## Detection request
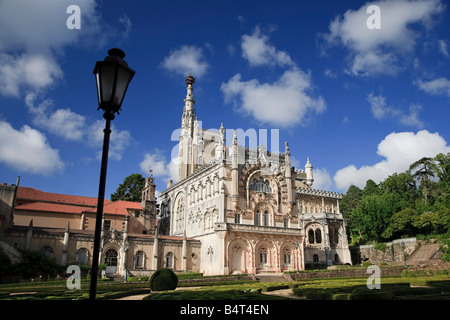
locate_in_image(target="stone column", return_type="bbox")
[61,222,70,265]
[25,219,33,250]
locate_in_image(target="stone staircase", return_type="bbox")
[255,273,293,282]
[406,242,441,266]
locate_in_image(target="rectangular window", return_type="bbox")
[103,220,111,230]
[234,214,241,224]
[284,218,289,228]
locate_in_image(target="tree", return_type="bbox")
[363,179,379,196]
[384,208,419,239]
[431,152,450,205]
[111,173,145,202]
[352,192,402,242]
[378,172,418,208]
[409,157,434,204]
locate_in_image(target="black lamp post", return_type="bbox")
[89,48,135,301]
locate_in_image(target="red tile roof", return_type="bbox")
[17,187,110,207]
[15,187,141,216]
[14,201,88,214]
[84,200,143,216]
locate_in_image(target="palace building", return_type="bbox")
[0,75,351,278]
[158,75,351,275]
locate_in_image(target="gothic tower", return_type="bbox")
[178,75,198,181]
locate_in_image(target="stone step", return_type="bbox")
[255,273,293,282]
[407,243,441,265]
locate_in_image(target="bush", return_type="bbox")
[150,268,178,291]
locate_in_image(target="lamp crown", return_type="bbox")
[108,48,126,59]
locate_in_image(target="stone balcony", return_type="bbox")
[223,222,303,236]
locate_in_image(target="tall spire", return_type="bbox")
[184,75,195,111]
[181,75,196,130]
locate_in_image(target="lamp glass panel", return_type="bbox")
[99,63,117,105]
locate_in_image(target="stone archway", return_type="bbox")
[227,237,251,274]
[104,248,118,274]
[254,238,276,273]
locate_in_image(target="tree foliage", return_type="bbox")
[342,152,450,244]
[111,173,145,202]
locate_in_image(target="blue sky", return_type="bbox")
[0,0,450,200]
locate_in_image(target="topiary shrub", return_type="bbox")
[150,268,178,291]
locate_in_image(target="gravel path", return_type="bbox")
[116,287,304,300]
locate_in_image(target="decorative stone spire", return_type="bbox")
[305,157,314,188]
[184,75,195,111]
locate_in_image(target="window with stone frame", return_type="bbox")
[259,248,268,265]
[135,251,145,268]
[283,249,292,265]
[76,248,89,265]
[255,210,261,226]
[250,177,272,193]
[263,210,270,226]
[234,213,241,224]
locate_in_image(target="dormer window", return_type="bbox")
[250,177,272,193]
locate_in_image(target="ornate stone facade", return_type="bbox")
[159,76,352,275]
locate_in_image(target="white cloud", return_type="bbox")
[25,94,86,141]
[119,14,132,37]
[241,26,294,67]
[0,120,64,175]
[0,0,106,99]
[0,53,62,97]
[221,68,326,127]
[313,167,333,191]
[334,130,450,191]
[87,120,132,161]
[415,77,450,96]
[321,0,445,76]
[366,93,424,128]
[439,39,449,56]
[140,150,178,184]
[0,0,105,52]
[161,45,209,77]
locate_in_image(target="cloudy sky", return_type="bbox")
[0,0,449,199]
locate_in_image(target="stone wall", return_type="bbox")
[290,266,404,280]
[350,237,417,265]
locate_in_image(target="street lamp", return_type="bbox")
[89,48,135,301]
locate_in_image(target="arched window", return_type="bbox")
[283,249,292,265]
[175,198,184,230]
[255,210,261,226]
[166,252,175,269]
[263,210,270,226]
[259,248,268,265]
[76,248,89,265]
[313,254,319,263]
[308,229,315,244]
[250,177,272,193]
[315,229,322,244]
[135,251,145,268]
[105,249,118,267]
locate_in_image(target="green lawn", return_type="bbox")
[1,274,450,300]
